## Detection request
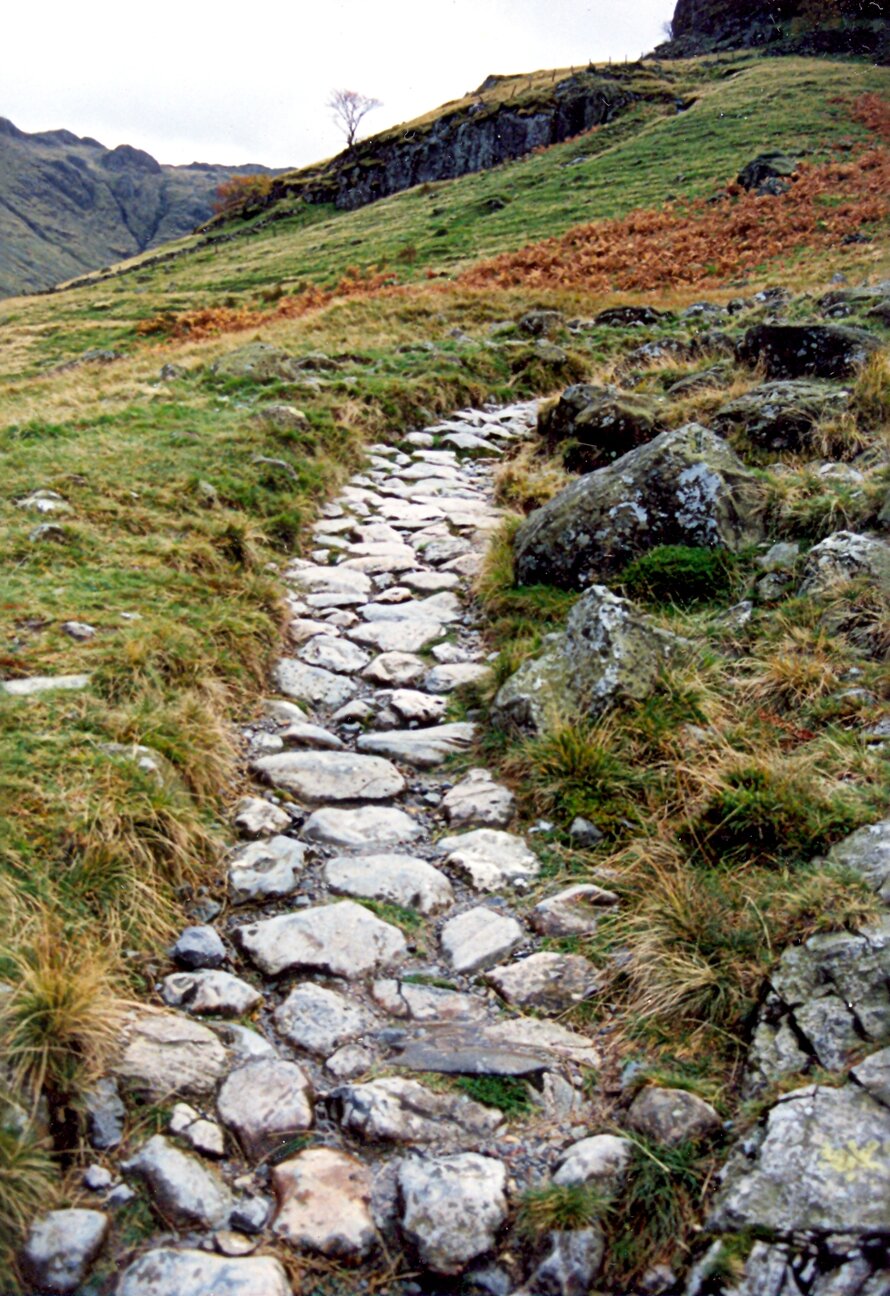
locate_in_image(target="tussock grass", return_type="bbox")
[515,1181,610,1240]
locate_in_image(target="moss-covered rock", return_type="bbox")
[713,379,850,453]
[538,384,665,472]
[514,424,764,590]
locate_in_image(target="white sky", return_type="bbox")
[6,1,675,169]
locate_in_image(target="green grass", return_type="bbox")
[455,1075,534,1115]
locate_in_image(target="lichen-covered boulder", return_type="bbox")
[798,531,890,601]
[211,343,307,383]
[712,379,850,453]
[513,424,763,589]
[737,323,879,380]
[491,585,684,733]
[538,384,665,472]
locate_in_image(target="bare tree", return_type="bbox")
[327,89,382,149]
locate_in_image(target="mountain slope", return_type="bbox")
[0,117,283,297]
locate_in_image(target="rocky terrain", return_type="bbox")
[0,117,281,298]
[659,0,890,59]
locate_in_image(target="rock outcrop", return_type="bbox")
[513,424,763,590]
[659,0,890,61]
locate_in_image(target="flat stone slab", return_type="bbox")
[357,723,476,768]
[237,901,407,978]
[233,796,291,838]
[442,769,515,829]
[402,570,460,593]
[298,635,370,674]
[360,592,462,623]
[115,1012,229,1098]
[160,970,261,1018]
[118,1250,291,1296]
[371,979,490,1023]
[251,750,405,803]
[348,619,444,653]
[423,662,491,694]
[440,907,525,974]
[302,805,423,849]
[273,1148,375,1258]
[228,836,305,903]
[437,828,539,891]
[325,854,454,914]
[274,983,376,1057]
[287,563,372,596]
[1,673,90,696]
[362,653,427,686]
[332,1076,502,1146]
[217,1059,313,1160]
[272,659,357,709]
[391,1030,554,1078]
[486,953,600,1012]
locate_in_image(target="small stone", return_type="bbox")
[387,688,449,725]
[398,1153,507,1275]
[625,1087,721,1146]
[530,883,618,937]
[568,816,603,848]
[83,1164,113,1192]
[362,652,427,686]
[553,1134,633,1186]
[298,635,370,674]
[527,1228,605,1296]
[233,796,291,838]
[84,1077,126,1150]
[230,1195,271,1234]
[272,658,358,709]
[440,907,525,974]
[214,1231,259,1257]
[161,970,261,1017]
[486,953,599,1012]
[324,853,454,915]
[274,983,376,1057]
[273,1148,375,1257]
[442,770,515,829]
[116,1248,292,1296]
[302,805,422,849]
[423,662,491,694]
[171,925,226,970]
[262,699,309,725]
[61,620,96,640]
[437,828,539,891]
[20,1209,108,1295]
[237,900,407,978]
[325,1044,374,1080]
[288,617,331,644]
[169,1104,227,1158]
[217,1059,313,1161]
[122,1135,232,1228]
[228,836,305,903]
[279,722,344,750]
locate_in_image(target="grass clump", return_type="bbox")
[515,1181,609,1240]
[455,1075,533,1115]
[0,1123,56,1287]
[620,545,741,608]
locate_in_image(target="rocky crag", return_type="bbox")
[659,0,890,60]
[0,117,282,298]
[12,283,890,1293]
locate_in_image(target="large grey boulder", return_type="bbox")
[491,585,684,733]
[117,1249,292,1296]
[20,1209,108,1294]
[712,379,850,453]
[513,424,763,589]
[737,323,879,380]
[826,819,890,904]
[798,531,890,600]
[398,1153,508,1274]
[709,1083,890,1234]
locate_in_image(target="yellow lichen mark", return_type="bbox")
[818,1140,887,1184]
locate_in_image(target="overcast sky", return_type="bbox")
[6,1,675,169]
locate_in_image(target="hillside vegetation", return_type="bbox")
[0,45,888,1296]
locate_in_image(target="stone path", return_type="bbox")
[30,401,628,1296]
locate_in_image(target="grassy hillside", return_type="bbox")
[0,47,888,1287]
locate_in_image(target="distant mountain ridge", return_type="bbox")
[0,117,286,298]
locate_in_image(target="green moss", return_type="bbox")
[455,1075,533,1114]
[620,545,741,607]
